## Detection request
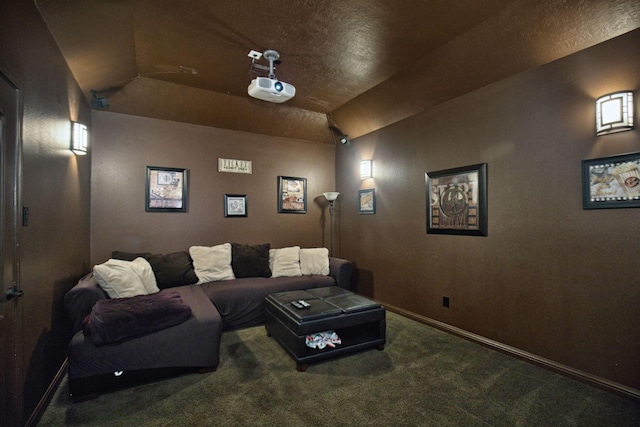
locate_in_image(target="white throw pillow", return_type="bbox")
[189,243,236,284]
[129,257,160,294]
[269,246,302,278]
[299,248,330,276]
[93,259,149,299]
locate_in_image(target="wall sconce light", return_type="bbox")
[360,160,372,179]
[596,91,634,136]
[71,122,88,155]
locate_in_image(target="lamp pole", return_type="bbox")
[323,192,340,257]
[328,200,335,257]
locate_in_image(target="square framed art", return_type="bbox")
[224,194,247,217]
[425,163,487,236]
[145,166,188,212]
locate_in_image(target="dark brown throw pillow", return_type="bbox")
[231,243,271,278]
[111,250,152,262]
[111,250,197,289]
[147,252,198,289]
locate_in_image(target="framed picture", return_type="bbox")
[145,166,188,212]
[358,188,376,214]
[426,163,487,236]
[224,194,247,217]
[582,152,640,209]
[278,176,307,213]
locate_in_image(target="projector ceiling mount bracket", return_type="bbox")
[248,49,281,80]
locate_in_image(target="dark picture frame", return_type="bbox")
[224,194,247,217]
[426,163,487,236]
[582,152,640,209]
[358,188,376,214]
[145,166,188,212]
[278,176,307,213]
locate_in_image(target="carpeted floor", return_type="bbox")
[38,312,640,426]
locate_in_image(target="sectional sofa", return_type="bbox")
[64,243,353,397]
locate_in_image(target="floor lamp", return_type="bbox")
[323,192,340,257]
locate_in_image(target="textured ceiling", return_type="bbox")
[35,0,640,144]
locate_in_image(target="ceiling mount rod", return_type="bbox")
[263,49,280,79]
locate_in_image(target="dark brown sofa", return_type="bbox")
[64,251,353,398]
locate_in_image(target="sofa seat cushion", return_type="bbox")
[67,284,223,380]
[201,275,335,330]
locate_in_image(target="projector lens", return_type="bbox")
[274,81,283,92]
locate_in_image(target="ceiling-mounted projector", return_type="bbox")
[247,49,295,103]
[248,77,296,103]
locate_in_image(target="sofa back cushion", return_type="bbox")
[112,250,198,289]
[231,243,272,278]
[190,243,236,284]
[93,258,159,298]
[147,252,199,289]
[269,246,302,277]
[299,248,330,275]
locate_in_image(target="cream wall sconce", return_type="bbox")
[596,91,634,136]
[360,160,372,179]
[71,122,88,155]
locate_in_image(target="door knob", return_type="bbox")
[5,286,24,301]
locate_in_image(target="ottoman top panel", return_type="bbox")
[280,299,342,322]
[325,293,381,313]
[267,290,316,305]
[306,286,350,299]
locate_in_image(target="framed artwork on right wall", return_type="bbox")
[358,188,376,214]
[425,163,487,236]
[582,152,640,209]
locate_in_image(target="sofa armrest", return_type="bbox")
[329,257,353,290]
[64,273,109,334]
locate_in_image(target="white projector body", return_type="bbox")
[248,77,296,103]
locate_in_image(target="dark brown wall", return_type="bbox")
[0,2,91,425]
[90,111,336,265]
[337,29,640,393]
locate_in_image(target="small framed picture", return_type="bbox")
[278,176,307,213]
[426,163,487,236]
[224,194,247,217]
[582,152,640,209]
[145,166,188,212]
[358,188,376,214]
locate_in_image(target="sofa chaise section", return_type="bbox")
[65,274,222,397]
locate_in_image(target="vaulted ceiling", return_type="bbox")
[35,0,640,144]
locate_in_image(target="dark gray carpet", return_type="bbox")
[38,312,640,426]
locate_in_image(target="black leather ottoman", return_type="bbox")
[264,286,386,371]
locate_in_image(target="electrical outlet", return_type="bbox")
[443,296,450,308]
[22,206,29,226]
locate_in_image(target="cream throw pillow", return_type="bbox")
[93,258,158,298]
[189,243,236,284]
[269,246,302,278]
[129,257,160,294]
[299,248,330,275]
